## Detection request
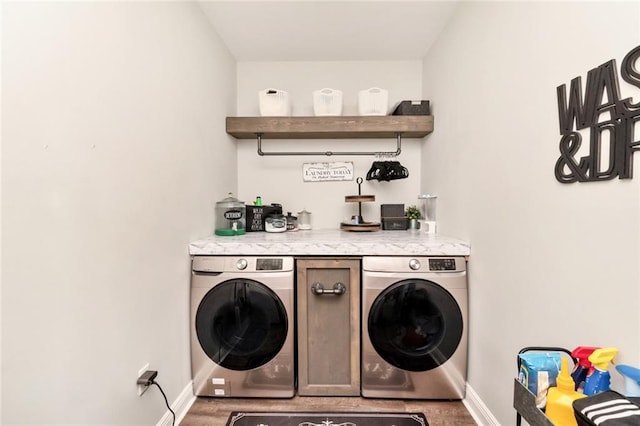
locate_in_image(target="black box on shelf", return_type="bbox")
[246,204,282,232]
[381,204,407,230]
[392,100,431,116]
[381,204,405,218]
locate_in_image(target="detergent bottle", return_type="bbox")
[583,347,618,396]
[571,346,599,392]
[546,356,587,426]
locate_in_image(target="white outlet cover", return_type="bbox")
[137,363,150,396]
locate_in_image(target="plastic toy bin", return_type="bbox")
[358,87,389,116]
[313,88,343,116]
[258,88,291,116]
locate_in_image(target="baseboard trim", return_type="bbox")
[166,381,495,426]
[464,384,499,425]
[157,381,195,426]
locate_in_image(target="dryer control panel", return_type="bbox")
[428,258,457,271]
[362,256,465,273]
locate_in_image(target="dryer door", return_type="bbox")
[195,278,288,371]
[368,279,463,372]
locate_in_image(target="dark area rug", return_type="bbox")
[226,411,429,426]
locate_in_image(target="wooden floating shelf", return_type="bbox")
[226,116,434,139]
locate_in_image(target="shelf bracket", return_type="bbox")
[256,133,403,157]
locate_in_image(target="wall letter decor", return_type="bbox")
[555,45,640,183]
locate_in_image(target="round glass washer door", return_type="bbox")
[368,279,463,372]
[196,278,288,371]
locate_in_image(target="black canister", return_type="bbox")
[286,212,298,231]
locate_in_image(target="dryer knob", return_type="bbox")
[409,259,421,270]
[236,258,248,270]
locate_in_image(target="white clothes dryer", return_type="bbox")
[361,256,468,399]
[190,256,295,398]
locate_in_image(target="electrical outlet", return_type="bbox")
[137,363,150,396]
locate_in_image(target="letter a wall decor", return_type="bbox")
[555,45,640,183]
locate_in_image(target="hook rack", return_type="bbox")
[256,133,403,157]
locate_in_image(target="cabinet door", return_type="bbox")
[297,258,360,396]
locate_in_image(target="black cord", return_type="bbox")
[151,380,176,426]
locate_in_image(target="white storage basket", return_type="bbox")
[358,87,389,116]
[313,88,343,116]
[258,88,291,116]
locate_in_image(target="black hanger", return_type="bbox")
[366,160,409,181]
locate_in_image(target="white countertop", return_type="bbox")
[189,229,470,256]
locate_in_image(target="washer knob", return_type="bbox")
[409,259,421,270]
[236,258,248,270]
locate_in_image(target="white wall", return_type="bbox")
[422,2,640,424]
[1,2,236,424]
[236,61,424,229]
[0,3,4,421]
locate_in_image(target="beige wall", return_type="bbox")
[1,2,236,423]
[422,2,640,424]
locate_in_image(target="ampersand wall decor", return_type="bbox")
[555,45,640,183]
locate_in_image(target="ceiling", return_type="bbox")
[197,1,460,61]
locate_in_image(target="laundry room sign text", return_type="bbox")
[303,161,354,182]
[555,44,640,183]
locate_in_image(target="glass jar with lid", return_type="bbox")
[215,193,246,236]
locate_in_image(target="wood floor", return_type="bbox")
[180,396,478,425]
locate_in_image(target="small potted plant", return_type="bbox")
[405,205,422,230]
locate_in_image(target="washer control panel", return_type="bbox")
[428,258,457,271]
[192,256,293,273]
[256,258,284,271]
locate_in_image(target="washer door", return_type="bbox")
[195,279,288,371]
[368,279,463,372]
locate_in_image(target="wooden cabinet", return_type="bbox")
[296,258,360,396]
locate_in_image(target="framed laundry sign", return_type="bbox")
[303,161,354,182]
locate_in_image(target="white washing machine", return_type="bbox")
[190,256,295,397]
[361,256,468,399]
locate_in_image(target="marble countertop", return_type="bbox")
[189,229,470,256]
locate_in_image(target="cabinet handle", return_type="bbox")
[311,282,346,295]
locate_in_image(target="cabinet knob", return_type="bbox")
[311,282,346,295]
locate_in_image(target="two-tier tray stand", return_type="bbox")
[340,177,381,232]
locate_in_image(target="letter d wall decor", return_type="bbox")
[555,44,640,183]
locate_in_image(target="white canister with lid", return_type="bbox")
[297,209,312,230]
[265,213,287,233]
